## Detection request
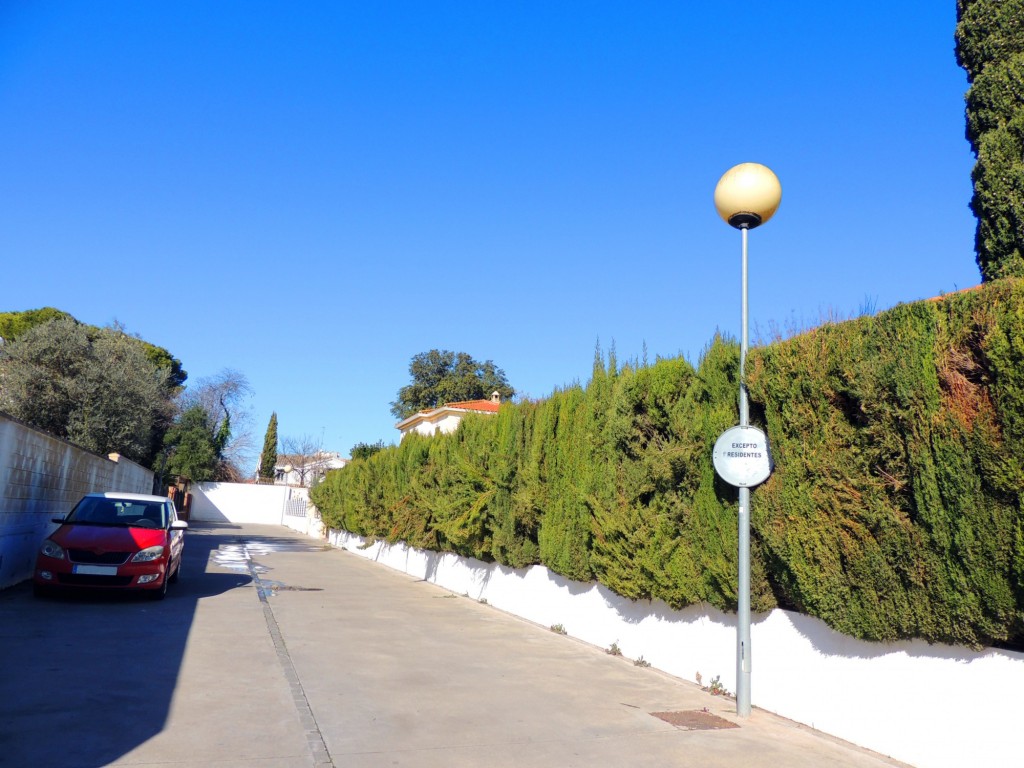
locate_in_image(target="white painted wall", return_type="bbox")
[0,412,154,588]
[192,482,294,524]
[326,527,1021,768]
[279,487,326,538]
[193,483,325,539]
[282,509,325,538]
[401,411,465,438]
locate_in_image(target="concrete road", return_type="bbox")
[0,523,910,767]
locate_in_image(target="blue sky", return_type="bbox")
[0,2,979,466]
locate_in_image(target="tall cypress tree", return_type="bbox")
[956,0,1024,281]
[258,412,278,480]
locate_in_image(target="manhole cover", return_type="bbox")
[651,710,739,731]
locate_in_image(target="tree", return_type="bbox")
[280,433,324,486]
[350,440,385,461]
[258,413,279,480]
[163,405,219,482]
[956,0,1024,280]
[0,309,187,389]
[138,339,187,389]
[0,318,174,465]
[390,349,515,419]
[0,317,90,437]
[68,330,176,462]
[176,369,254,480]
[0,307,74,342]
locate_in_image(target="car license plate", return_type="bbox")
[72,565,117,576]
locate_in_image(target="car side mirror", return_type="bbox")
[170,520,189,530]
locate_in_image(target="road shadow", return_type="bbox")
[0,525,251,768]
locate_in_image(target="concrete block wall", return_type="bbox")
[0,412,154,589]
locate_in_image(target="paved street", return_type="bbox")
[0,523,909,767]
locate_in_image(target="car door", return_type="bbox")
[167,501,185,564]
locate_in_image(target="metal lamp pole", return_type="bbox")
[713,163,781,718]
[737,222,752,716]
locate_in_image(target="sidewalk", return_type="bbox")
[0,522,911,767]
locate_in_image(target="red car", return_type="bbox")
[33,492,187,600]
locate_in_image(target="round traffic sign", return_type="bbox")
[712,425,773,488]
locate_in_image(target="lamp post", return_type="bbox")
[713,162,781,718]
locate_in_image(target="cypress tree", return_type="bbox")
[258,412,278,480]
[309,282,1024,648]
[956,0,1024,281]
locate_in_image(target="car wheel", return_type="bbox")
[148,574,169,601]
[33,583,52,599]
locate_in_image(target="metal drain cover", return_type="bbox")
[651,710,739,730]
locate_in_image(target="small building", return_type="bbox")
[274,451,349,487]
[396,392,502,439]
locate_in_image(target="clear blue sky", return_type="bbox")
[0,2,979,467]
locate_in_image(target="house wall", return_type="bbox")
[402,411,465,438]
[325,527,1021,768]
[435,413,464,435]
[0,412,154,589]
[275,457,348,487]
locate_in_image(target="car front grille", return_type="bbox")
[68,550,131,565]
[57,574,134,587]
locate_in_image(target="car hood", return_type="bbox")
[52,525,167,551]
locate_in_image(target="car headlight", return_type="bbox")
[131,546,166,563]
[39,540,65,560]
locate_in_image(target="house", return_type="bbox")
[396,391,502,439]
[274,451,349,487]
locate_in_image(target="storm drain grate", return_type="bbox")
[651,710,740,731]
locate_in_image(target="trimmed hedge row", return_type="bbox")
[312,279,1024,649]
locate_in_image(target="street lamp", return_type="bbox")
[713,162,781,718]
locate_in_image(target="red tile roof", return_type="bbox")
[444,399,501,413]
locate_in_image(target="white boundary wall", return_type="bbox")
[194,482,324,537]
[0,412,153,589]
[192,482,290,525]
[326,527,1020,768]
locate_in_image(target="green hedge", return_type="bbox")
[312,279,1024,649]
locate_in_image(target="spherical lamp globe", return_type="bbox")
[714,163,782,229]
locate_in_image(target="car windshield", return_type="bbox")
[66,497,166,528]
